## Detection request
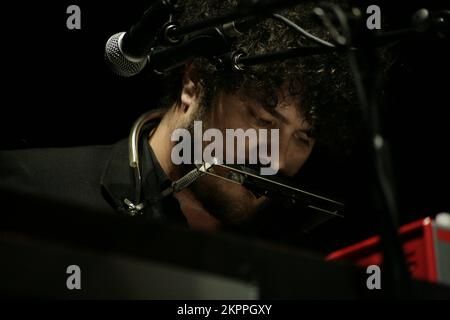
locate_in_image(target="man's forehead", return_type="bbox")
[238,80,303,108]
[269,100,313,132]
[236,84,311,130]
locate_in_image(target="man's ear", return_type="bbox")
[180,62,201,113]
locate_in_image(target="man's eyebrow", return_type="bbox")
[296,127,315,138]
[243,90,306,127]
[260,104,289,124]
[260,104,314,136]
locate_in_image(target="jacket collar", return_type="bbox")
[100,121,186,224]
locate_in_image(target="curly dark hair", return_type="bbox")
[153,0,359,151]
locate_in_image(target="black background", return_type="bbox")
[1,0,449,252]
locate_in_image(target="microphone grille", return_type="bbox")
[105,32,147,77]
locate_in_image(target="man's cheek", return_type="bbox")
[257,129,280,176]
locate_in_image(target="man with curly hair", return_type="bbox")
[0,0,356,233]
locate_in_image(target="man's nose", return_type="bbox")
[276,144,302,177]
[276,156,292,177]
[255,131,304,177]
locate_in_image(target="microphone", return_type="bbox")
[105,0,177,77]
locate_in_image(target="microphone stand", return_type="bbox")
[313,5,448,298]
[312,4,421,299]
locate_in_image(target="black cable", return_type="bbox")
[321,3,413,298]
[271,13,335,47]
[236,46,339,67]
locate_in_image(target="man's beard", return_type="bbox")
[178,102,271,226]
[189,169,271,226]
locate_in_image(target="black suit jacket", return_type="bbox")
[0,136,186,224]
